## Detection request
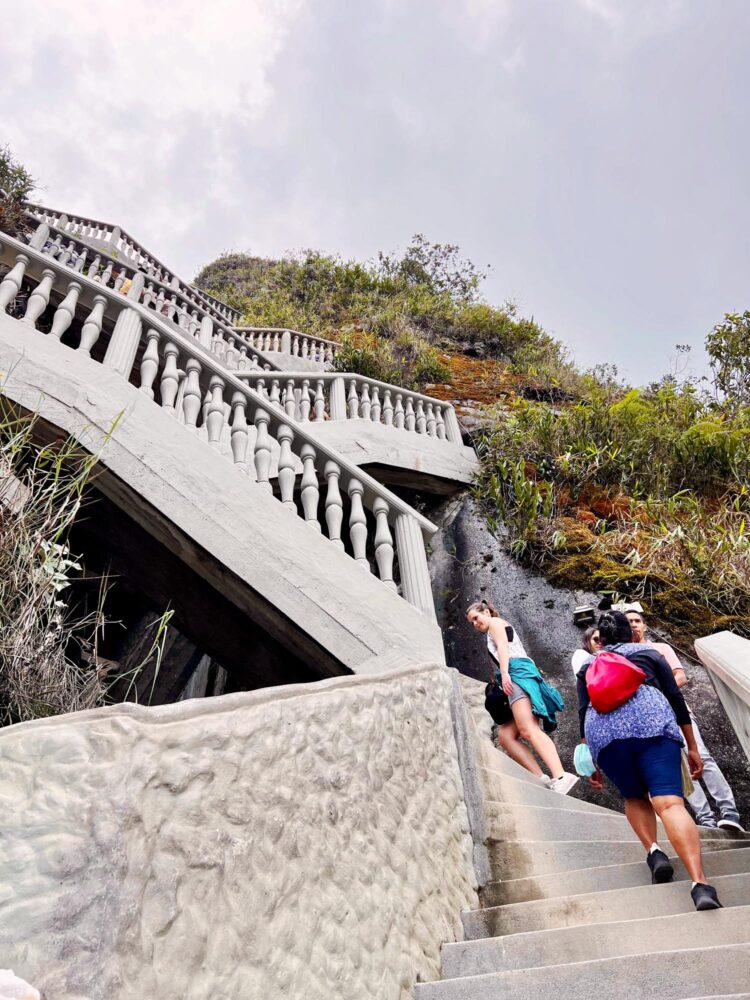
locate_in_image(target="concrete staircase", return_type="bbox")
[415,736,750,1000]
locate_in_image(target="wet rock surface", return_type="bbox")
[427,492,750,820]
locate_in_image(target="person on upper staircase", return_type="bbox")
[467,600,579,795]
[577,610,722,910]
[571,625,602,678]
[625,607,744,833]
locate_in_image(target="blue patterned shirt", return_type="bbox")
[585,682,683,763]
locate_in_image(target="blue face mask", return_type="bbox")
[574,743,596,777]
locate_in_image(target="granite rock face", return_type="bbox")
[0,666,476,1000]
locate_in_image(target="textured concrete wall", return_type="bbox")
[0,665,477,1000]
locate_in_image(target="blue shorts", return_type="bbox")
[598,736,683,799]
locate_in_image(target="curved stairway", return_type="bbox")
[416,713,750,1000]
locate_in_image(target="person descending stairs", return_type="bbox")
[414,699,750,1000]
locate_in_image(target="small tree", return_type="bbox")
[706,311,750,409]
[0,145,35,239]
[377,234,489,302]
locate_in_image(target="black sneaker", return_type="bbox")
[646,849,674,884]
[691,883,722,910]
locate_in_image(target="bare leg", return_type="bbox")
[624,797,659,850]
[651,795,707,883]
[498,721,544,777]
[511,697,565,779]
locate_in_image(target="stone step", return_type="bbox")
[463,872,750,939]
[478,768,619,816]
[415,944,750,1000]
[477,743,551,786]
[488,837,750,880]
[485,802,748,843]
[442,904,750,978]
[481,845,750,906]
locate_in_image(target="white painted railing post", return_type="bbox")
[394,513,436,619]
[102,307,144,379]
[29,223,50,250]
[280,329,292,354]
[329,376,347,420]
[443,405,463,444]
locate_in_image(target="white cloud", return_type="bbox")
[0,0,303,265]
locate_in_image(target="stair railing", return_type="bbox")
[234,327,340,364]
[0,230,438,618]
[235,371,464,445]
[24,201,239,325]
[19,222,281,374]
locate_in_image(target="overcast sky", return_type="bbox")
[3,0,748,383]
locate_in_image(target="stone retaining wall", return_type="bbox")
[0,665,477,1000]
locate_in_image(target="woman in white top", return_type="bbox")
[467,600,578,794]
[571,625,602,678]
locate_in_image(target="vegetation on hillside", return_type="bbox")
[474,323,750,645]
[195,236,571,391]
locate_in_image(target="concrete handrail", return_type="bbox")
[21,220,283,374]
[25,201,239,324]
[235,326,341,363]
[0,231,438,617]
[694,631,750,765]
[235,370,463,445]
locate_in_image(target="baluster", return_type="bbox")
[0,253,30,310]
[284,379,296,419]
[325,345,334,364]
[87,254,102,279]
[99,261,114,286]
[313,379,326,421]
[49,233,64,258]
[299,379,311,421]
[300,444,321,529]
[426,402,437,437]
[211,328,226,359]
[281,330,292,353]
[49,280,82,340]
[382,389,394,427]
[160,342,181,413]
[347,479,369,569]
[370,387,382,423]
[112,269,125,292]
[167,294,178,321]
[394,393,405,429]
[347,379,359,419]
[255,378,266,399]
[139,328,161,398]
[155,288,166,315]
[230,392,249,471]
[225,336,239,369]
[301,337,309,360]
[276,424,296,511]
[324,460,344,549]
[360,384,371,419]
[405,397,416,431]
[272,331,280,351]
[291,334,300,356]
[435,407,447,440]
[188,310,199,338]
[177,301,190,330]
[206,375,226,449]
[142,282,155,308]
[58,240,75,266]
[269,378,281,406]
[373,498,396,589]
[238,345,249,369]
[253,410,272,490]
[22,268,56,328]
[73,248,88,273]
[78,295,107,355]
[181,358,202,428]
[415,399,427,434]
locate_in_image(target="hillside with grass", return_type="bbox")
[196,238,750,648]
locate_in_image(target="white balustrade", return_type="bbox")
[1,228,440,616]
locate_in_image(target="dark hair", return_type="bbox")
[466,599,500,619]
[581,625,600,654]
[598,611,633,646]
